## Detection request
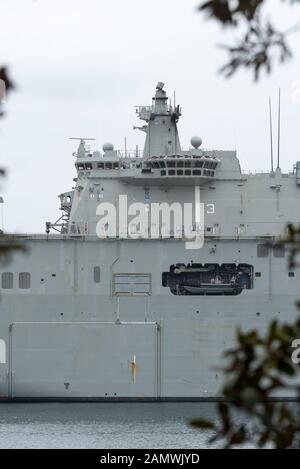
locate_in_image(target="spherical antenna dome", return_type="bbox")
[190,136,202,149]
[102,142,114,152]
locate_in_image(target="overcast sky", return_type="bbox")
[0,0,299,233]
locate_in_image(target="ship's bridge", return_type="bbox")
[118,151,219,186]
[143,153,218,178]
[72,145,220,186]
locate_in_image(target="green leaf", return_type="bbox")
[190,418,216,430]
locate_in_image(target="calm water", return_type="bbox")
[0,402,223,449]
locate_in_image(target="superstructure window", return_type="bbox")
[113,273,151,296]
[1,272,13,289]
[19,272,31,289]
[93,266,101,283]
[257,244,269,257]
[273,244,285,257]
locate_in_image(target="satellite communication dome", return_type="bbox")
[102,142,114,152]
[191,136,202,149]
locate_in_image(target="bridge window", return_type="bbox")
[19,272,31,289]
[1,272,13,289]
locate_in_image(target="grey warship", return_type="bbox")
[0,82,299,401]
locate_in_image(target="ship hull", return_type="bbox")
[0,236,298,401]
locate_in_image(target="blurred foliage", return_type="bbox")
[0,66,15,117]
[0,67,24,260]
[198,0,300,79]
[191,224,300,448]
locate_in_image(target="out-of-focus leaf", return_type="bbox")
[190,419,216,430]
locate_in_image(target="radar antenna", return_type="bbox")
[269,96,274,173]
[277,88,281,170]
[69,137,96,141]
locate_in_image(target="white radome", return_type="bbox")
[190,136,202,149]
[102,142,114,152]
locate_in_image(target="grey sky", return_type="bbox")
[0,0,299,233]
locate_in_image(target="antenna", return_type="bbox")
[69,137,96,141]
[277,88,281,169]
[269,96,274,173]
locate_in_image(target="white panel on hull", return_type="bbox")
[8,322,160,399]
